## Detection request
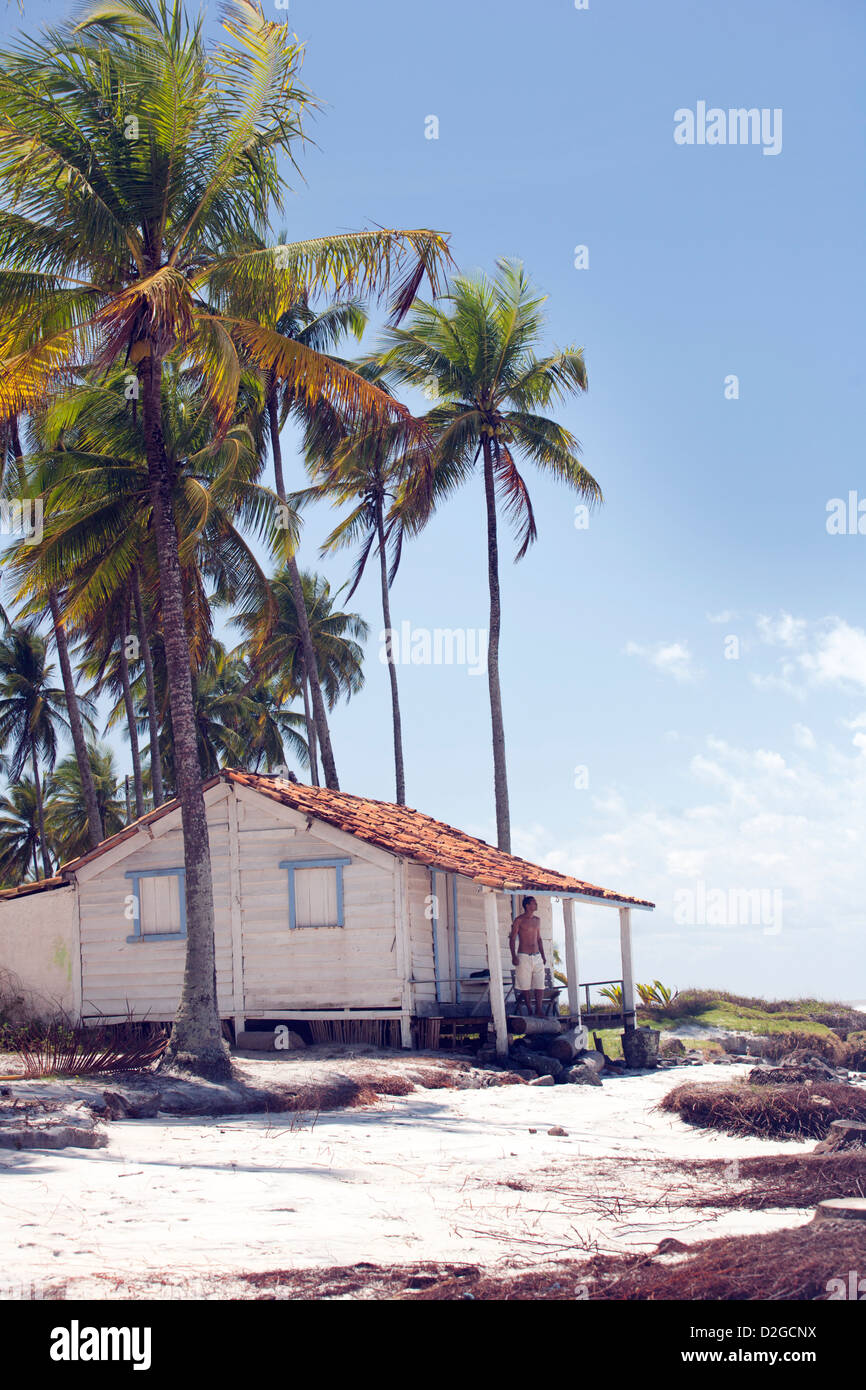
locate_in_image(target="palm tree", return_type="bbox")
[46,744,126,864]
[0,779,45,885]
[236,570,367,786]
[0,626,76,876]
[0,0,448,1077]
[300,381,417,803]
[381,260,602,851]
[10,363,278,809]
[226,274,369,790]
[1,422,104,850]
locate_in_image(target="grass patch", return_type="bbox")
[660,1079,866,1140]
[640,989,866,1037]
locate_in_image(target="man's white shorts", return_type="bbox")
[515,952,545,991]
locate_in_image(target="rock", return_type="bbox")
[720,1034,753,1055]
[547,1126,568,1136]
[561,1062,602,1087]
[520,1052,564,1081]
[813,1120,866,1155]
[779,1051,835,1076]
[621,1028,660,1069]
[659,1038,686,1058]
[529,1075,555,1087]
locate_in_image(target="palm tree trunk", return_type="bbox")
[375,500,406,804]
[47,589,103,850]
[298,659,319,786]
[482,437,511,852]
[31,742,51,878]
[267,387,340,789]
[139,351,229,1080]
[131,566,164,807]
[119,597,145,819]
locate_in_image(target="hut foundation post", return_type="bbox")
[563,897,580,1020]
[483,888,509,1057]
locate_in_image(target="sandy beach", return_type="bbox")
[2,1060,815,1299]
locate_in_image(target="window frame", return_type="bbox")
[124,867,187,943]
[278,856,352,930]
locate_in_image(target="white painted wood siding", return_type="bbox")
[236,791,400,1011]
[77,799,233,1021]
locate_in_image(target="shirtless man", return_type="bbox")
[509,896,547,1016]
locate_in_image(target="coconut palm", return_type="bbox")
[235,570,367,786]
[0,626,80,876]
[0,778,46,884]
[381,260,602,851]
[299,376,418,803]
[226,271,369,789]
[9,364,277,819]
[1,420,104,850]
[0,0,448,1076]
[46,744,126,864]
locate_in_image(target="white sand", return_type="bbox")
[2,1062,813,1299]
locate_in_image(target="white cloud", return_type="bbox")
[756,612,808,648]
[624,639,700,683]
[750,615,866,699]
[513,732,866,999]
[800,620,866,691]
[793,723,816,750]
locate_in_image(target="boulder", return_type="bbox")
[509,1048,563,1080]
[659,1037,686,1058]
[529,1075,555,1087]
[560,1061,602,1087]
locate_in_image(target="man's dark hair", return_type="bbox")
[522,896,535,911]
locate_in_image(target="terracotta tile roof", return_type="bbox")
[6,771,653,909]
[227,772,655,908]
[0,875,70,901]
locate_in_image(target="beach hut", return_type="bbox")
[0,770,654,1054]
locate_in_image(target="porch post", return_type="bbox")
[483,888,509,1057]
[619,906,636,1027]
[562,897,580,1019]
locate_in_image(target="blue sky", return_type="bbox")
[3,0,865,1001]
